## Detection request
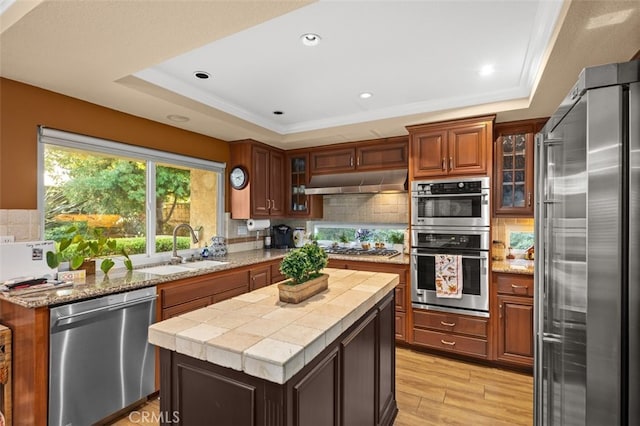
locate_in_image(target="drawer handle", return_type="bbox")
[440,321,456,327]
[511,284,528,292]
[440,339,456,346]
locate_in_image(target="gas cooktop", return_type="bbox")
[321,246,401,258]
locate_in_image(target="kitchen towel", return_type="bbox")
[246,218,270,231]
[435,254,463,298]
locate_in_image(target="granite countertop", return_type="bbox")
[148,268,398,384]
[492,259,535,275]
[0,248,408,309]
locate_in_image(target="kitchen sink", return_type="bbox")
[137,264,192,275]
[137,260,229,276]
[181,260,229,270]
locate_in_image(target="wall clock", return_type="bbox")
[229,166,248,190]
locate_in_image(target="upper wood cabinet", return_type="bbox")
[407,115,495,179]
[309,136,408,175]
[493,118,547,216]
[285,151,323,218]
[230,140,284,219]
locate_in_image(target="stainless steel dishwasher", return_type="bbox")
[49,286,157,426]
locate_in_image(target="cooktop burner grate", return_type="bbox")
[321,246,401,258]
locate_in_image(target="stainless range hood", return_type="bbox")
[304,169,407,195]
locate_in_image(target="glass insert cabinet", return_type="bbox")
[286,152,322,217]
[493,118,547,216]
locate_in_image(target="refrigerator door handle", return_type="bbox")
[542,332,562,344]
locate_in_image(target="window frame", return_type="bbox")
[37,126,226,266]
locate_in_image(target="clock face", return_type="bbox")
[230,166,247,190]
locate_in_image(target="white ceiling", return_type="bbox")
[1,1,639,149]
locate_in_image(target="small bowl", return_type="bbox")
[361,242,371,250]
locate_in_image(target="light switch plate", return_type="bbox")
[0,236,15,243]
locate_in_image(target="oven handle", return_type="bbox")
[411,192,488,199]
[410,250,488,260]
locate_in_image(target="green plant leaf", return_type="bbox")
[100,258,115,274]
[107,239,117,251]
[70,255,84,270]
[59,237,72,252]
[46,251,60,268]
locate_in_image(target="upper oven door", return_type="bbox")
[411,186,490,228]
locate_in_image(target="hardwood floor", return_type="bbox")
[394,348,533,425]
[110,348,533,425]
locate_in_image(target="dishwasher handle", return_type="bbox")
[55,294,157,325]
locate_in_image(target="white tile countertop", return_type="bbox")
[148,267,399,384]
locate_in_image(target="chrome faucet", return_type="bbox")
[171,223,199,264]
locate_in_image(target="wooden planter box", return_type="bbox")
[278,274,328,304]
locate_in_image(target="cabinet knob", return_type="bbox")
[499,304,503,318]
[528,192,532,207]
[350,157,354,167]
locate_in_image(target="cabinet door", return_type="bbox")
[341,311,376,426]
[493,119,542,216]
[250,265,271,291]
[497,294,534,366]
[291,348,339,426]
[356,138,408,171]
[310,147,356,174]
[252,145,270,217]
[410,129,447,178]
[268,150,285,216]
[286,153,323,218]
[447,123,488,176]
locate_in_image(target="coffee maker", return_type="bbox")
[272,224,294,249]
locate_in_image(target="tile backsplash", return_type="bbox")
[319,193,408,224]
[0,209,41,241]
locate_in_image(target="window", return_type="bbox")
[39,127,225,265]
[312,222,406,246]
[505,222,534,254]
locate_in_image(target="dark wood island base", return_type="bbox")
[159,291,397,426]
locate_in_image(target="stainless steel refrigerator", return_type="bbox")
[534,60,639,425]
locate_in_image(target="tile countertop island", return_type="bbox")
[151,267,399,426]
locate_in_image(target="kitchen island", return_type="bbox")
[149,268,399,426]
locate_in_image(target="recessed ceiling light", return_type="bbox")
[300,33,321,47]
[479,64,495,77]
[193,71,211,80]
[273,111,284,115]
[359,92,373,99]
[167,114,190,122]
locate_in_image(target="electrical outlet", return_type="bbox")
[237,225,248,236]
[0,235,15,243]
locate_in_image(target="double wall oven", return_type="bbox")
[411,176,490,317]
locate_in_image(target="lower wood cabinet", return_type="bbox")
[327,259,409,343]
[250,265,271,291]
[412,309,489,359]
[159,269,250,320]
[494,272,534,367]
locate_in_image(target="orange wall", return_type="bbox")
[0,77,230,209]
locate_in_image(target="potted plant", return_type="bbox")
[338,232,351,247]
[387,231,405,253]
[278,243,329,303]
[46,226,133,275]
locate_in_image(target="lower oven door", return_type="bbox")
[411,248,489,316]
